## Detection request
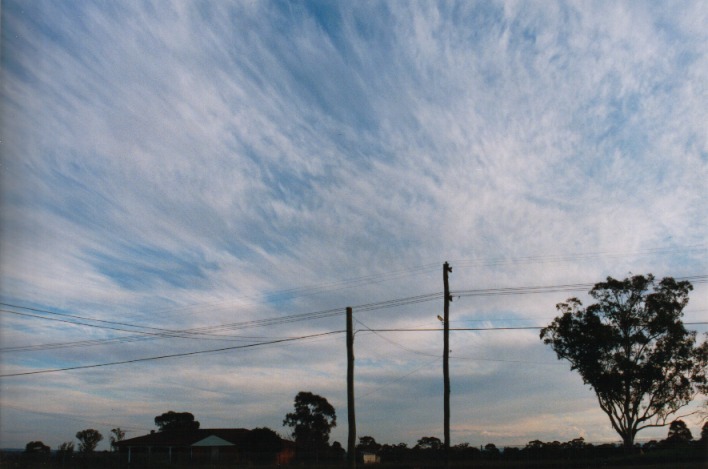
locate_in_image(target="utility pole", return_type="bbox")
[443,262,452,468]
[346,307,356,469]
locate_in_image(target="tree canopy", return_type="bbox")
[414,436,442,451]
[357,436,382,454]
[666,419,693,445]
[244,427,283,462]
[57,441,74,455]
[541,274,708,448]
[154,411,200,432]
[109,427,125,451]
[283,391,336,457]
[25,441,50,453]
[75,429,103,452]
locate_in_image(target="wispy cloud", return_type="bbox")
[1,0,706,450]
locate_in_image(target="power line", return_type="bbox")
[0,403,152,433]
[3,321,706,378]
[361,323,708,332]
[0,303,289,340]
[3,274,705,354]
[0,294,443,352]
[452,274,708,298]
[0,330,345,378]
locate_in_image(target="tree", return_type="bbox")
[25,441,50,453]
[541,274,708,449]
[379,443,408,463]
[357,436,381,454]
[244,427,283,463]
[328,441,346,462]
[58,441,74,455]
[665,419,693,446]
[58,441,74,465]
[283,391,336,460]
[154,411,200,432]
[483,443,500,459]
[414,436,442,451]
[109,427,125,451]
[75,429,103,452]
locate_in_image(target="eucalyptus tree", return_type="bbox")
[541,274,708,449]
[283,391,336,461]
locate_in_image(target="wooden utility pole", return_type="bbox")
[346,307,356,469]
[443,262,452,468]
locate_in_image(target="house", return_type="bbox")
[115,428,295,465]
[362,452,381,464]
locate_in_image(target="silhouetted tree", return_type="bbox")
[154,411,200,432]
[541,274,708,449]
[502,446,521,460]
[244,427,283,463]
[642,440,661,452]
[25,441,50,453]
[483,443,500,460]
[665,419,693,446]
[283,391,336,461]
[76,429,103,452]
[328,441,346,461]
[414,436,442,451]
[58,441,74,455]
[379,443,408,463]
[357,435,381,454]
[57,441,74,465]
[563,437,588,459]
[109,427,125,451]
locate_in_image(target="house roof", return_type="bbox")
[192,435,234,447]
[116,429,251,448]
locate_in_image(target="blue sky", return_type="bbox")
[1,0,707,450]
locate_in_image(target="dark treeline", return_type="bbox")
[354,423,707,467]
[2,424,707,469]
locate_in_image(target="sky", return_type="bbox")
[1,0,707,452]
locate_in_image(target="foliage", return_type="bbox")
[154,411,200,432]
[328,441,346,461]
[75,428,103,452]
[356,435,382,454]
[665,419,693,445]
[56,441,74,465]
[57,441,74,455]
[24,441,50,453]
[541,274,708,448]
[283,391,336,457]
[414,436,442,451]
[243,427,283,463]
[109,427,125,451]
[362,437,706,468]
[483,442,500,458]
[378,442,408,463]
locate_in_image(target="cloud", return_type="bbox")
[1,0,707,450]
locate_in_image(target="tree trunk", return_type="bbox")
[622,432,635,452]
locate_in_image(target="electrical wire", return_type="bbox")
[0,293,443,353]
[3,274,706,353]
[0,403,151,432]
[0,330,345,378]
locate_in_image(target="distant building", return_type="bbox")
[362,452,381,464]
[115,428,295,465]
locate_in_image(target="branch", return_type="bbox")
[636,409,699,433]
[597,394,626,436]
